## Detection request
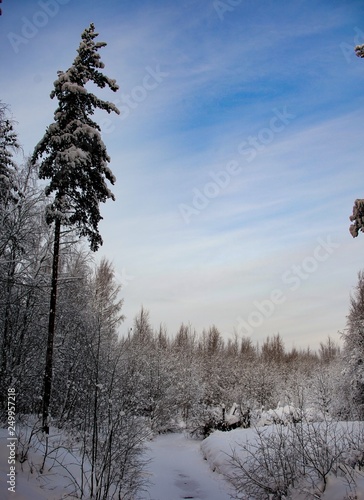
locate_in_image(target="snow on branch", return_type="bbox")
[355,44,364,58]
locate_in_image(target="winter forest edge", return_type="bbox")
[1,25,364,500]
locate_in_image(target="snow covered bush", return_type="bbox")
[13,414,149,499]
[203,420,364,499]
[227,425,297,498]
[70,412,150,499]
[257,404,303,426]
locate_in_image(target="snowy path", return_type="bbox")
[140,432,233,500]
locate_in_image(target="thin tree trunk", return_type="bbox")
[91,321,101,497]
[42,217,61,433]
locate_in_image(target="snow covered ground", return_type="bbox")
[0,429,63,499]
[0,427,232,500]
[2,423,364,499]
[139,432,233,500]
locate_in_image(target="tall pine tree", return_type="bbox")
[32,23,119,432]
[0,102,19,207]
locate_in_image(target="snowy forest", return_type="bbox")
[1,25,364,500]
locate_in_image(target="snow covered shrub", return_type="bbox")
[12,416,85,497]
[15,415,43,466]
[257,404,303,426]
[226,424,300,499]
[226,420,364,499]
[189,403,245,438]
[14,413,150,499]
[189,405,226,438]
[75,412,150,499]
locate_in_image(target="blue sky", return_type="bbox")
[1,0,364,349]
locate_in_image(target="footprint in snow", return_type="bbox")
[174,472,208,499]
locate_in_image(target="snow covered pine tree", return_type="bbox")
[32,23,119,433]
[0,102,19,207]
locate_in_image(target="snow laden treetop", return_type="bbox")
[32,23,119,252]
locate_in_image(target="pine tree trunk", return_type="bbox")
[42,217,61,433]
